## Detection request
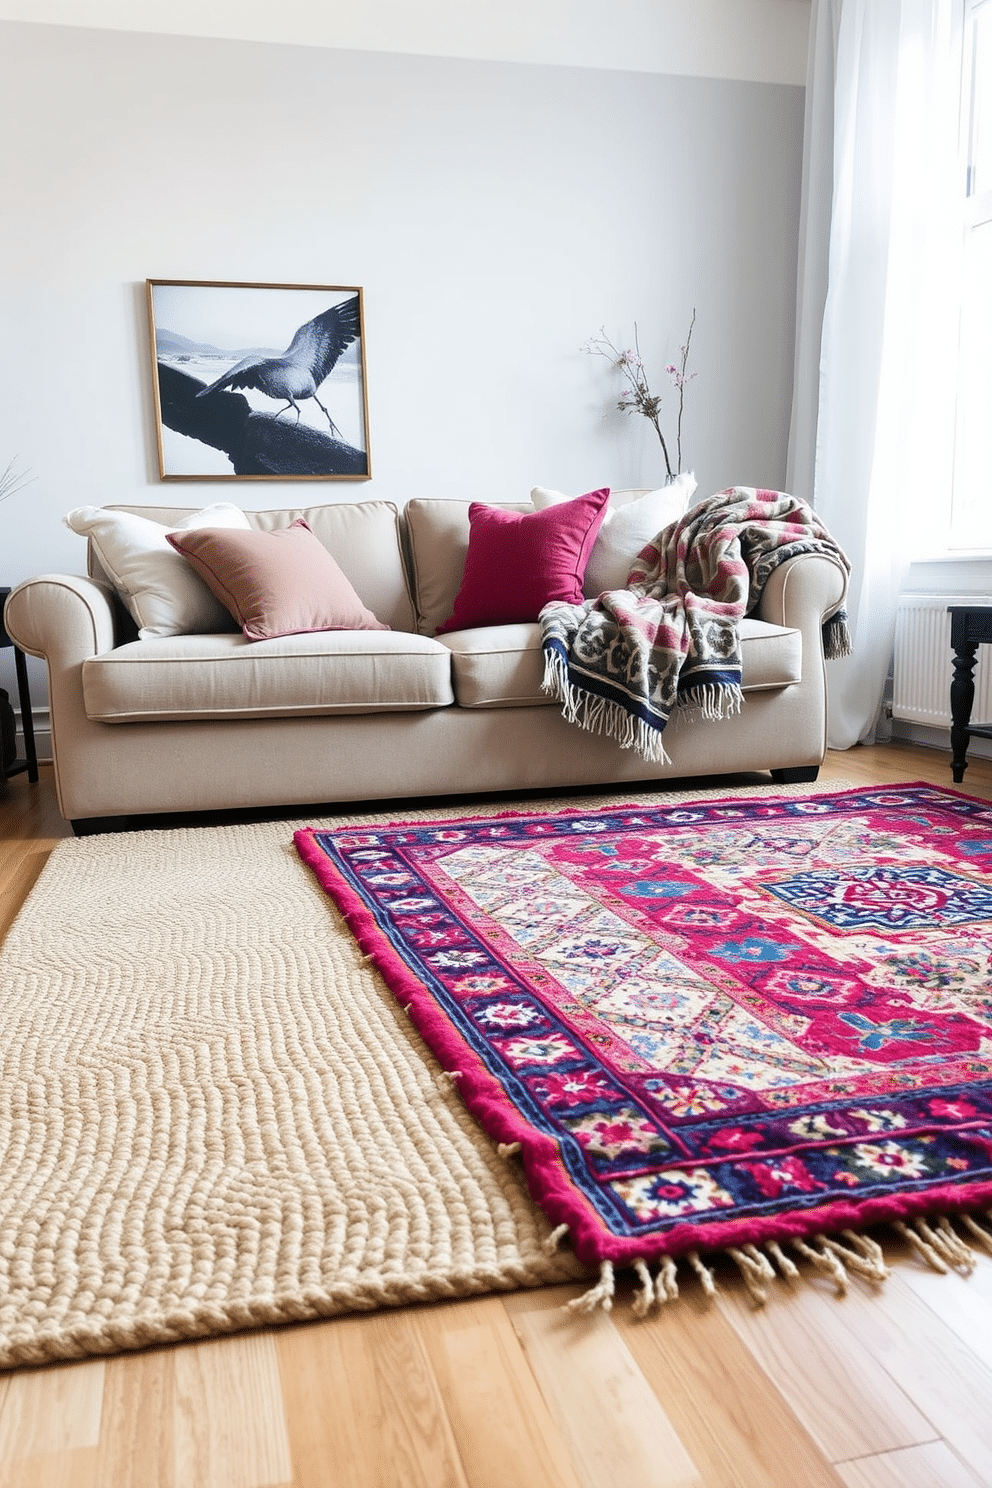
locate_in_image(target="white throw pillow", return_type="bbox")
[64,502,253,637]
[531,472,697,595]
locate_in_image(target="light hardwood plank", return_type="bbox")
[894,1245,992,1373]
[93,1347,175,1488]
[613,1272,847,1487]
[715,1271,936,1462]
[836,1440,986,1488]
[819,1268,992,1484]
[819,743,992,800]
[0,766,70,941]
[172,1332,293,1488]
[0,1359,104,1461]
[0,1445,99,1488]
[277,1309,468,1488]
[505,1284,701,1488]
[418,1295,582,1488]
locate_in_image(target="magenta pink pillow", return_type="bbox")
[166,519,390,641]
[436,488,610,633]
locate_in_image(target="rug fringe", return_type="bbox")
[566,1260,615,1315]
[792,1238,849,1296]
[656,1254,679,1304]
[894,1219,949,1273]
[631,1258,654,1318]
[687,1249,718,1297]
[614,1217,973,1318]
[766,1240,800,1280]
[434,1070,463,1093]
[915,1217,975,1274]
[542,1223,570,1256]
[819,1229,891,1284]
[959,1214,992,1256]
[729,1244,776,1305]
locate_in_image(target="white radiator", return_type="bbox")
[892,595,992,726]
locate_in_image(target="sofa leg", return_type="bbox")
[71,816,129,836]
[769,766,820,785]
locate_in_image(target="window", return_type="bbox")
[949,0,992,551]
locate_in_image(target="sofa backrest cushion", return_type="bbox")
[435,488,610,633]
[95,501,417,633]
[167,520,391,641]
[405,499,528,636]
[68,501,252,638]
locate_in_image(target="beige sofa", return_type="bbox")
[4,499,848,832]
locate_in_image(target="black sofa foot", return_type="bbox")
[71,815,129,836]
[769,766,821,785]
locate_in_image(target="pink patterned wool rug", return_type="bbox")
[296,785,992,1298]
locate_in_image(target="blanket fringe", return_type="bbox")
[542,650,671,764]
[496,1141,522,1159]
[677,682,744,725]
[823,606,854,659]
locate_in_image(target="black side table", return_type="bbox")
[0,586,39,785]
[949,605,992,784]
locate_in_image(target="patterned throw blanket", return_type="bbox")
[540,487,852,763]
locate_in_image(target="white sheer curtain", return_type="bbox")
[788,0,964,748]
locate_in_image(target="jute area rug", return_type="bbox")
[0,795,612,1371]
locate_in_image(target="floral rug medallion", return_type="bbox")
[296,785,992,1277]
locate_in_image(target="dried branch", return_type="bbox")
[582,310,697,480]
[0,459,36,506]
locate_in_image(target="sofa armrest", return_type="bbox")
[4,576,127,822]
[4,575,119,664]
[754,552,848,640]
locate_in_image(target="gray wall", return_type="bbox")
[0,20,804,712]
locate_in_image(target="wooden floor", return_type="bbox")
[1,743,991,1488]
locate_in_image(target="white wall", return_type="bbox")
[0,1,811,84]
[0,16,806,718]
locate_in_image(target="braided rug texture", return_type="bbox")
[0,810,595,1369]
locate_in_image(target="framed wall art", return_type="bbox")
[146,280,371,480]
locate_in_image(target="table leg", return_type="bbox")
[12,646,38,784]
[950,640,978,784]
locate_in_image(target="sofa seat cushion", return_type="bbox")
[441,617,802,709]
[738,618,802,690]
[441,624,549,709]
[82,631,454,723]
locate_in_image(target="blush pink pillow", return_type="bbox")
[166,519,389,641]
[436,487,610,633]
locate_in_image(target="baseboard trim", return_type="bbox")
[890,719,992,760]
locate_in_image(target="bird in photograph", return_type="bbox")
[196,295,361,437]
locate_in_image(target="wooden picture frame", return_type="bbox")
[146,279,371,480]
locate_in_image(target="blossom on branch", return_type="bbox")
[582,310,696,481]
